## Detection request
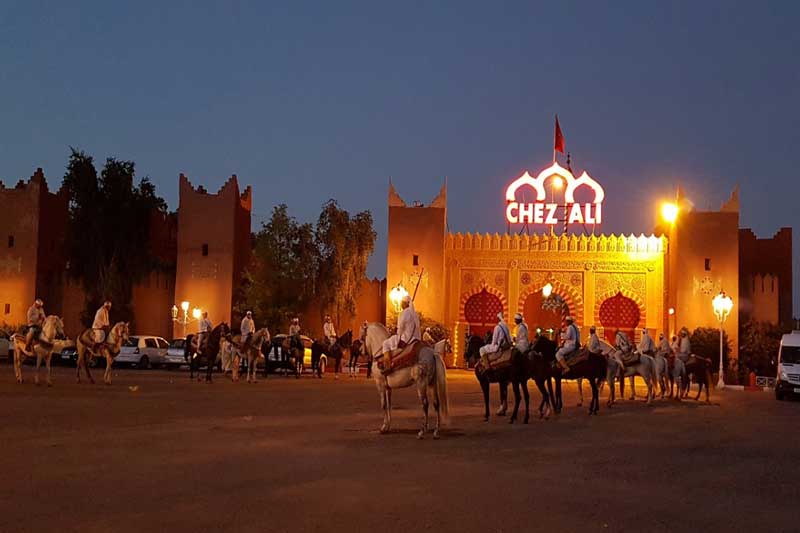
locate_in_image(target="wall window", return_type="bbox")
[412,254,419,266]
[202,244,209,256]
[704,258,711,271]
[4,304,10,315]
[7,235,14,248]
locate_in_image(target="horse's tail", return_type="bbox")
[434,351,450,425]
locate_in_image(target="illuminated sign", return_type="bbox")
[505,162,604,226]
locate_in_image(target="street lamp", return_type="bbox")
[172,300,201,338]
[389,284,409,312]
[712,290,734,389]
[661,202,679,225]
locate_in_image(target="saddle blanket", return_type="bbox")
[479,348,513,372]
[379,340,426,374]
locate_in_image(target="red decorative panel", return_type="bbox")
[598,292,641,344]
[464,289,504,336]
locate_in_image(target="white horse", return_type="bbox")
[362,323,450,439]
[652,352,670,399]
[76,322,130,385]
[606,352,657,405]
[231,328,270,383]
[10,315,66,386]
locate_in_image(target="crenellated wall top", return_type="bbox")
[446,232,666,255]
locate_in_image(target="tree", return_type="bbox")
[239,205,319,331]
[62,149,167,326]
[690,326,733,381]
[315,200,376,328]
[739,320,784,379]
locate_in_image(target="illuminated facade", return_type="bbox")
[386,163,793,367]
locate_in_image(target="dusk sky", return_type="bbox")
[1,1,798,311]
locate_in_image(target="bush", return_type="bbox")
[690,327,733,382]
[739,320,784,380]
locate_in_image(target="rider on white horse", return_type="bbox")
[673,327,692,381]
[586,326,602,354]
[422,327,435,344]
[637,328,656,356]
[92,300,112,352]
[241,311,255,348]
[24,298,46,352]
[657,332,671,357]
[555,316,580,371]
[381,295,420,356]
[611,329,632,376]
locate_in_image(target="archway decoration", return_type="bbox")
[597,291,643,344]
[593,288,646,332]
[517,279,584,326]
[459,281,508,321]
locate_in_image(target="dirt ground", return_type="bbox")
[0,364,797,532]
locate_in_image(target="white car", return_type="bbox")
[776,330,800,400]
[165,338,188,369]
[0,332,13,362]
[116,336,169,369]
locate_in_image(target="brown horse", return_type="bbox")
[231,328,271,383]
[684,355,713,403]
[76,322,130,385]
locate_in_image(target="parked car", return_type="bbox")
[775,330,800,400]
[264,334,324,374]
[165,338,188,369]
[116,336,169,368]
[0,332,13,363]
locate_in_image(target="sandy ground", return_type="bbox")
[0,364,797,533]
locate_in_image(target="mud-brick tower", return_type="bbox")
[0,169,68,326]
[173,174,251,337]
[385,181,447,324]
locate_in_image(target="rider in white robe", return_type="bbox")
[323,315,337,346]
[555,316,580,370]
[673,327,692,381]
[24,299,46,351]
[637,329,656,355]
[196,312,213,352]
[382,296,420,354]
[587,326,602,354]
[92,301,112,347]
[479,312,511,358]
[513,313,529,353]
[610,330,632,376]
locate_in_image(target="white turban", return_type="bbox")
[402,295,411,304]
[514,312,523,321]
[497,312,504,321]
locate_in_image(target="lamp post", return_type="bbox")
[711,290,733,389]
[172,300,202,338]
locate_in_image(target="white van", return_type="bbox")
[776,330,800,400]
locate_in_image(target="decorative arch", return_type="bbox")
[516,279,584,326]
[593,288,646,330]
[459,282,508,321]
[595,290,645,344]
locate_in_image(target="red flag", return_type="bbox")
[554,115,565,154]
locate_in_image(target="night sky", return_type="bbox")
[1,2,798,312]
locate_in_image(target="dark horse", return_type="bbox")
[310,330,353,378]
[185,323,231,383]
[684,355,713,403]
[528,334,607,415]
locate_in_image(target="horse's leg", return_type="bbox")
[432,384,441,439]
[576,377,583,407]
[535,378,550,419]
[497,381,508,416]
[103,354,112,385]
[480,376,490,422]
[206,355,213,383]
[417,381,429,439]
[522,380,530,424]
[591,378,600,414]
[75,349,82,384]
[510,380,521,424]
[34,348,42,386]
[554,377,562,413]
[14,346,23,384]
[84,355,95,385]
[628,375,636,400]
[385,388,392,431]
[45,352,53,387]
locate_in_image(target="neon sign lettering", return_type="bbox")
[505,162,604,226]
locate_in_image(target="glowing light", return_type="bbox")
[180,301,190,312]
[552,176,564,190]
[542,283,553,298]
[661,202,679,224]
[712,291,733,322]
[668,307,675,316]
[171,305,178,320]
[192,308,202,320]
[389,284,409,312]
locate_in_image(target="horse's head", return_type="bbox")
[434,338,452,356]
[339,330,353,347]
[44,315,65,339]
[112,322,131,343]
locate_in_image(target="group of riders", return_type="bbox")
[475,310,694,380]
[24,298,112,353]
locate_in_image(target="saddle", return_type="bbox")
[479,348,513,372]
[378,340,426,375]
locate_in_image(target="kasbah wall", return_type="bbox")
[1,168,386,341]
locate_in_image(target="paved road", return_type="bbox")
[0,365,797,532]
